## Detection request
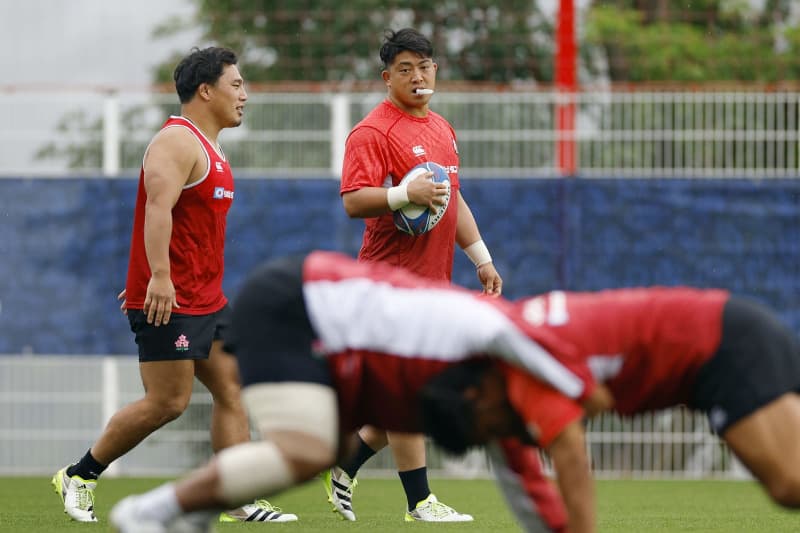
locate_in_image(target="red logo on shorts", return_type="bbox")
[175,334,190,352]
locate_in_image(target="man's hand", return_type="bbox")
[477,263,503,296]
[143,274,179,326]
[117,289,127,315]
[406,171,449,213]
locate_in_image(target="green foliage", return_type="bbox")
[155,1,552,83]
[585,1,800,82]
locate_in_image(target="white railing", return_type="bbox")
[1,89,798,178]
[0,355,747,479]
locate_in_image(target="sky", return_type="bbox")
[1,0,200,88]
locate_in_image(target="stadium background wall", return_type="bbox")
[0,176,798,355]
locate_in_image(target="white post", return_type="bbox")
[330,93,350,179]
[102,93,120,177]
[101,356,120,476]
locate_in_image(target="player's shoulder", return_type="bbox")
[151,120,202,149]
[144,122,205,169]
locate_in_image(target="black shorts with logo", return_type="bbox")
[691,295,800,434]
[224,253,332,388]
[127,305,231,362]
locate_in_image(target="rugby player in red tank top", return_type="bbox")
[52,47,297,524]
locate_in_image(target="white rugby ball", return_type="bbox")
[392,162,451,236]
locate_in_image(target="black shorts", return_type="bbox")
[127,305,231,362]
[226,254,332,388]
[691,296,800,433]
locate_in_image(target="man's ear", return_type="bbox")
[197,82,212,102]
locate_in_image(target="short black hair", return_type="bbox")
[419,359,493,456]
[379,28,433,69]
[173,46,238,104]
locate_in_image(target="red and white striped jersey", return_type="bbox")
[300,251,591,433]
[515,287,728,414]
[488,287,729,533]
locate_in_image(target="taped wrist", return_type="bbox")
[387,182,410,211]
[463,240,492,268]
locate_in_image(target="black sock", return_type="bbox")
[66,449,107,480]
[342,436,377,479]
[399,466,430,511]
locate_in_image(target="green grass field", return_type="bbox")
[2,476,799,532]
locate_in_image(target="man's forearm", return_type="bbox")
[550,422,595,533]
[143,205,173,276]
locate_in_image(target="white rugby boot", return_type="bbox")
[52,465,97,522]
[404,494,474,522]
[323,466,357,521]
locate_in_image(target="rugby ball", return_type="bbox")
[392,162,451,235]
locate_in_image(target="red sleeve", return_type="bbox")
[490,438,569,532]
[340,127,390,194]
[504,366,584,448]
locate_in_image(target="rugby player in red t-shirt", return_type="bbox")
[335,27,502,522]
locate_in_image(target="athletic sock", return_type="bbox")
[67,449,107,480]
[133,483,181,524]
[342,436,377,479]
[399,466,430,511]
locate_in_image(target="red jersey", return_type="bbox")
[340,100,460,281]
[517,287,729,415]
[490,288,729,532]
[299,251,588,434]
[125,116,234,314]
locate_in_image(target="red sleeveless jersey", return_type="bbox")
[125,116,234,314]
[340,100,460,281]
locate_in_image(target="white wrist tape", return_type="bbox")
[464,240,492,267]
[387,182,410,211]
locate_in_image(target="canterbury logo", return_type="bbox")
[412,145,426,156]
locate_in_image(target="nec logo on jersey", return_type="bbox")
[215,161,224,172]
[412,145,426,157]
[213,186,234,200]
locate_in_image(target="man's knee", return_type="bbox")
[216,440,296,505]
[242,382,339,478]
[764,472,800,508]
[145,394,191,424]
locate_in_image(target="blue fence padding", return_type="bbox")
[1,176,798,354]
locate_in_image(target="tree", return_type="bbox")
[153,1,554,83]
[584,0,800,82]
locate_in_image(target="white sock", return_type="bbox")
[134,483,181,524]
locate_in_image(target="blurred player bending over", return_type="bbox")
[109,250,604,533]
[421,288,800,530]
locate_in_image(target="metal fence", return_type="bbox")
[2,88,798,178]
[0,87,774,479]
[0,356,746,479]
